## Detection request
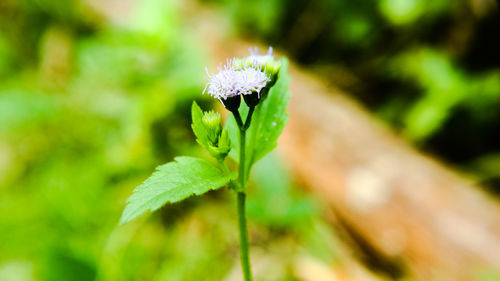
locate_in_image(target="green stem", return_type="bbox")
[239,122,247,185]
[231,107,255,281]
[233,110,244,128]
[218,159,238,191]
[218,159,229,174]
[244,106,255,130]
[237,192,252,281]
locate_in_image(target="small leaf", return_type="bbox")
[120,156,236,224]
[191,101,210,148]
[217,129,231,155]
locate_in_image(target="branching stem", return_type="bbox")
[232,107,255,281]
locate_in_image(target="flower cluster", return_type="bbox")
[203,47,280,110]
[203,58,270,101]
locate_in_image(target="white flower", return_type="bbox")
[203,57,270,101]
[247,46,275,69]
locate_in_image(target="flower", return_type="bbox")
[203,58,270,102]
[247,46,275,68]
[247,47,281,79]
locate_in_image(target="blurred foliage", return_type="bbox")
[224,0,500,191]
[2,0,500,280]
[478,269,500,281]
[0,0,337,280]
[0,0,204,279]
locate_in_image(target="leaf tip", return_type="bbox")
[118,213,130,226]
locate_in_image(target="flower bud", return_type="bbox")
[202,110,222,145]
[214,128,231,160]
[238,47,281,81]
[263,59,281,88]
[191,102,232,160]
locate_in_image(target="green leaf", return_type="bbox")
[120,156,236,224]
[226,58,291,174]
[191,101,210,148]
[246,58,290,166]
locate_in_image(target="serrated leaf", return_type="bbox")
[120,156,236,224]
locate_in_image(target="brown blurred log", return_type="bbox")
[277,65,500,281]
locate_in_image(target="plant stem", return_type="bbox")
[237,191,252,281]
[233,110,244,128]
[232,108,255,281]
[239,119,247,185]
[244,106,255,130]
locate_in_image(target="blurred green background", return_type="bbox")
[1,0,499,280]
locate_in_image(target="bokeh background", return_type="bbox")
[1,0,500,280]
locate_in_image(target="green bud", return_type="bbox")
[205,127,231,161]
[264,59,281,88]
[213,129,231,159]
[235,51,281,84]
[202,110,222,145]
[263,58,281,76]
[191,102,232,161]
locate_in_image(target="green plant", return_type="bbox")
[120,47,290,281]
